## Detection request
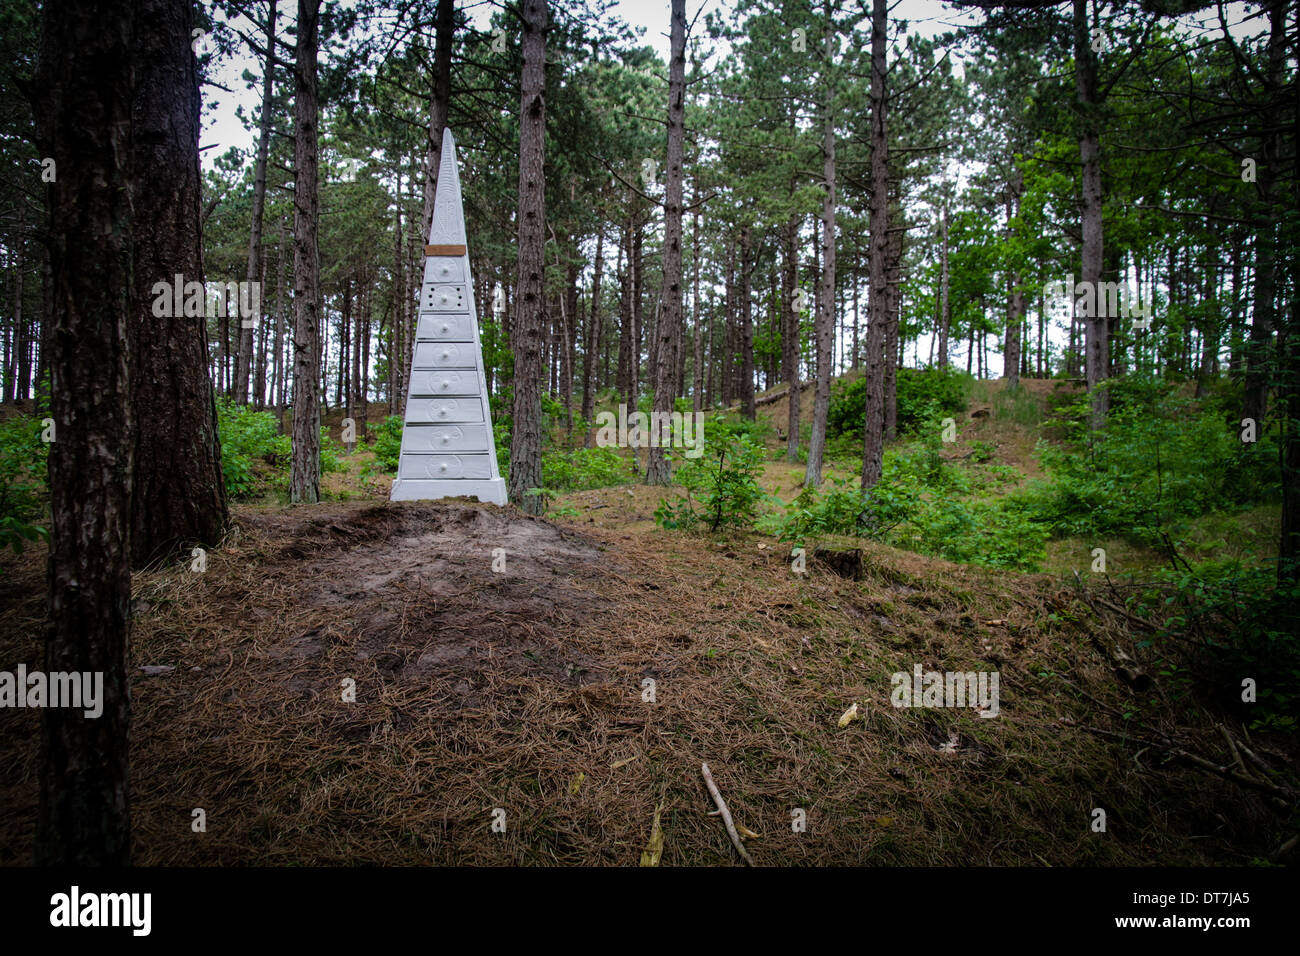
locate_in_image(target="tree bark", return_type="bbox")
[1241,0,1286,428]
[509,0,547,513]
[1004,173,1023,390]
[581,227,602,440]
[884,223,901,441]
[804,22,838,490]
[290,0,322,504]
[783,216,801,460]
[129,0,227,566]
[1074,0,1107,430]
[938,205,950,367]
[739,226,756,421]
[420,0,455,244]
[860,0,889,491]
[274,215,289,427]
[692,205,704,416]
[8,211,25,404]
[647,0,686,484]
[238,0,277,406]
[34,0,135,865]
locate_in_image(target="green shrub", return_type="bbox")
[827,366,970,440]
[371,415,404,473]
[763,440,1045,571]
[765,476,919,546]
[215,399,289,498]
[1020,379,1279,542]
[320,427,346,474]
[0,415,49,551]
[655,433,766,532]
[701,411,773,448]
[543,445,634,491]
[891,495,1048,571]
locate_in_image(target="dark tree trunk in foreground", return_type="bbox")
[1281,291,1300,583]
[290,0,322,504]
[860,0,889,491]
[130,0,228,567]
[34,0,134,865]
[239,0,278,406]
[647,0,687,484]
[1241,0,1286,429]
[509,0,547,513]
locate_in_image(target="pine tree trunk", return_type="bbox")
[938,205,950,368]
[563,254,578,435]
[631,222,643,409]
[419,0,455,243]
[783,216,801,460]
[804,23,837,490]
[581,227,602,440]
[692,206,704,416]
[860,0,889,490]
[740,226,756,420]
[129,0,227,566]
[1005,179,1023,390]
[509,0,547,513]
[340,276,352,423]
[1074,0,1107,429]
[722,241,735,407]
[354,270,367,440]
[34,0,135,865]
[616,220,631,407]
[274,215,289,429]
[238,0,277,406]
[290,0,322,504]
[884,227,900,441]
[1241,1,1286,428]
[1281,290,1300,583]
[8,212,24,404]
[646,0,686,485]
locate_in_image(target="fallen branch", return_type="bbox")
[1235,736,1279,780]
[1083,725,1296,804]
[1218,723,1248,776]
[701,762,754,866]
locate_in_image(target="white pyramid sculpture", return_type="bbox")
[390,128,507,505]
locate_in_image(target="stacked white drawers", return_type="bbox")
[390,128,507,504]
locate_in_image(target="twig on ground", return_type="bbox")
[701,762,754,866]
